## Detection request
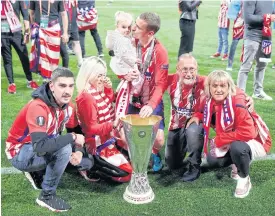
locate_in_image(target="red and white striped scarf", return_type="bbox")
[1,0,22,33]
[29,23,61,79]
[115,80,130,119]
[203,96,234,157]
[88,87,115,124]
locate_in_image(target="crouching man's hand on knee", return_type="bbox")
[70,151,83,166]
[71,133,85,147]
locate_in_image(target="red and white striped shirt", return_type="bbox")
[218,0,230,28]
[167,74,206,131]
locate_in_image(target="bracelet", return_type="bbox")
[24,32,29,36]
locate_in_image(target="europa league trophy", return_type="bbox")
[120,114,162,204]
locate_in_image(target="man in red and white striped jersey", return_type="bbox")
[210,0,230,60]
[6,67,93,212]
[165,54,206,182]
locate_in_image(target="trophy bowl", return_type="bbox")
[120,114,162,204]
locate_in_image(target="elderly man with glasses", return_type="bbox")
[165,53,206,182]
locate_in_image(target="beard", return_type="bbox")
[181,77,195,86]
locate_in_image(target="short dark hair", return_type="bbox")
[139,12,161,34]
[51,67,74,82]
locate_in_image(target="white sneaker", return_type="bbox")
[226,67,233,71]
[230,164,240,180]
[234,176,252,198]
[252,92,273,101]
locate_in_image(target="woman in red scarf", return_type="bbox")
[75,56,132,182]
[190,70,272,198]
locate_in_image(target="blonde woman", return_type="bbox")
[190,70,271,198]
[76,56,116,153]
[75,56,132,182]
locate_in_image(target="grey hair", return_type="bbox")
[76,56,107,93]
[139,12,160,34]
[204,70,236,98]
[51,67,74,82]
[178,53,198,69]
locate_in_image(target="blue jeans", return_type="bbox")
[217,27,229,54]
[11,144,72,193]
[228,39,240,68]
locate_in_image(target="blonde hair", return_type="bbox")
[204,70,236,98]
[115,11,133,26]
[76,56,107,94]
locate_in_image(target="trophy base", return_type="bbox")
[123,186,155,204]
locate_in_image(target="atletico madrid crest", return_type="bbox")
[261,40,272,55]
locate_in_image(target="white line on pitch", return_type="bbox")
[2,154,275,175]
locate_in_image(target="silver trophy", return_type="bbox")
[120,114,162,204]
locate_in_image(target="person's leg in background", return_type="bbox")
[227,39,240,71]
[221,27,229,60]
[252,44,272,100]
[60,42,69,68]
[11,33,39,89]
[178,19,194,57]
[78,30,86,58]
[237,39,258,93]
[69,6,83,66]
[211,27,223,58]
[90,28,104,57]
[1,36,16,94]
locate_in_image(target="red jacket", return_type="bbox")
[75,87,115,153]
[6,99,75,159]
[213,93,258,148]
[197,89,272,152]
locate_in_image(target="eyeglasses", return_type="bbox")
[176,66,197,74]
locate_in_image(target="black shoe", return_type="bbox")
[181,164,201,182]
[23,171,44,190]
[36,191,71,212]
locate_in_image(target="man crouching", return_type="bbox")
[5,67,91,212]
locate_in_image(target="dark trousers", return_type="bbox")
[79,28,103,57]
[178,19,196,57]
[165,123,204,169]
[1,33,32,84]
[60,42,69,68]
[207,141,252,178]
